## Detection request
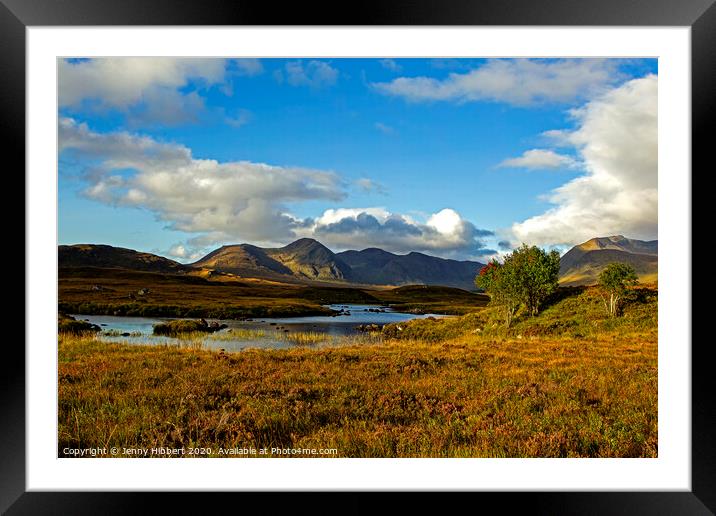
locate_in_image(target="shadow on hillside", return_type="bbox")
[542,285,587,310]
[625,286,658,306]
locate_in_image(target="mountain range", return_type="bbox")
[59,239,486,290]
[190,238,485,289]
[58,235,658,289]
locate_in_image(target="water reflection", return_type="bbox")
[72,304,447,351]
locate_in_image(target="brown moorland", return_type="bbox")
[58,286,657,458]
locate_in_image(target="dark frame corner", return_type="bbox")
[5,0,713,513]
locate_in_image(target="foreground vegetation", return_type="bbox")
[382,286,657,342]
[58,286,657,458]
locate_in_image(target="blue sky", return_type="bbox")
[58,58,658,262]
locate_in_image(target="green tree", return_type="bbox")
[598,263,638,317]
[506,244,561,316]
[475,260,521,328]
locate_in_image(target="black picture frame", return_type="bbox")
[4,0,712,513]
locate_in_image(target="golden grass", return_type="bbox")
[58,329,657,458]
[114,327,380,349]
[59,267,487,318]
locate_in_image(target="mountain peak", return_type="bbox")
[267,238,352,281]
[561,235,658,286]
[578,235,656,254]
[337,247,484,289]
[279,238,324,250]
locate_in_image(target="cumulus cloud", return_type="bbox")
[511,74,657,247]
[296,207,493,258]
[167,244,189,258]
[125,89,207,127]
[277,60,339,88]
[59,58,227,113]
[58,58,263,126]
[157,243,205,263]
[59,118,494,260]
[372,58,620,106]
[59,117,346,247]
[498,149,578,170]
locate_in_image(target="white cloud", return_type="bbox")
[372,59,620,106]
[427,208,462,235]
[59,117,346,247]
[498,149,578,170]
[281,60,339,88]
[299,207,493,258]
[167,244,188,258]
[59,58,265,126]
[511,74,658,247]
[314,207,392,226]
[160,243,205,263]
[59,58,227,109]
[59,119,494,260]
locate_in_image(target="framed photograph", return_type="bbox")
[6,0,712,513]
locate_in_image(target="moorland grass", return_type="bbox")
[59,339,656,457]
[57,284,658,458]
[57,313,100,335]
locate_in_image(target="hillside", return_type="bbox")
[337,249,484,290]
[559,236,658,286]
[59,239,485,290]
[190,244,294,279]
[193,238,353,282]
[265,238,353,281]
[59,244,188,274]
[193,238,483,289]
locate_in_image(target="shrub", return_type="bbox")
[475,244,560,326]
[476,260,521,327]
[598,263,638,317]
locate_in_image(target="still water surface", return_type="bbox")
[73,304,446,352]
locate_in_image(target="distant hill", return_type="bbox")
[190,244,294,279]
[59,244,188,274]
[559,235,658,286]
[192,238,353,282]
[59,238,486,290]
[337,248,484,290]
[193,238,483,289]
[266,238,354,281]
